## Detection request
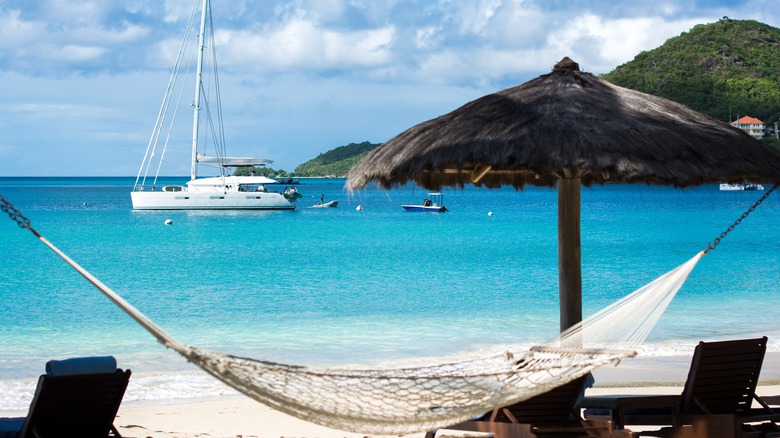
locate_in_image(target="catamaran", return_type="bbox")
[131,0,298,210]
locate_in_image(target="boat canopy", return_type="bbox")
[197,154,274,167]
[187,175,279,187]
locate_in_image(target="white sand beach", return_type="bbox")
[107,354,780,438]
[115,397,395,438]
[0,354,776,437]
[113,386,780,438]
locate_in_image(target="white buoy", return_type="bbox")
[488,211,493,216]
[164,219,173,225]
[356,205,363,211]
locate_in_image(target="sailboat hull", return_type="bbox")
[131,191,295,210]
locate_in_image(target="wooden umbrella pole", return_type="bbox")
[558,176,582,332]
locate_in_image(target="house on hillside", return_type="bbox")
[731,116,765,139]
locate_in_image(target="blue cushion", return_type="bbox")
[45,356,117,376]
[574,373,596,406]
[0,417,24,432]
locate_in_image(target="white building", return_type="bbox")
[731,115,765,139]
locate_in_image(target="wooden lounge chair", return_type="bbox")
[428,374,627,438]
[580,337,779,437]
[0,356,131,438]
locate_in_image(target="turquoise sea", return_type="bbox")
[0,177,778,408]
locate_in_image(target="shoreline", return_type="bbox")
[116,396,400,438]
[590,351,780,387]
[2,353,778,437]
[112,382,780,438]
[5,385,779,438]
[3,352,778,411]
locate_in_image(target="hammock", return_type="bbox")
[0,188,773,435]
[18,229,703,434]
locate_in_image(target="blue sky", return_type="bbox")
[1,0,778,176]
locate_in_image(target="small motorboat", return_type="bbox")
[283,186,303,200]
[311,200,339,208]
[402,192,447,212]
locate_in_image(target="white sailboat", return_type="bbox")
[719,182,765,191]
[131,0,298,210]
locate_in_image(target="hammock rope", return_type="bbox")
[704,184,777,254]
[0,188,773,434]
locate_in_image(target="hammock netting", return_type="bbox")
[32,228,703,434]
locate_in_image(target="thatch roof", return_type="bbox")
[347,57,780,190]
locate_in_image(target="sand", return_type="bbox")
[115,397,392,438]
[112,385,780,438]
[110,354,780,438]
[1,354,777,437]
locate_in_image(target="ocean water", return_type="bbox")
[0,177,778,409]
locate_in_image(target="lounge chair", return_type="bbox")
[580,337,779,437]
[0,356,131,438]
[427,374,626,438]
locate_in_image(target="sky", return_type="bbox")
[1,0,779,177]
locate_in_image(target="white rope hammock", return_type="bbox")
[29,228,703,434]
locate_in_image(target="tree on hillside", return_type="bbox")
[603,18,780,124]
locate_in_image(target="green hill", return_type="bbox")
[294,141,380,177]
[602,18,780,126]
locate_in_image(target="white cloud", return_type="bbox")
[415,51,467,84]
[298,0,347,22]
[51,44,106,62]
[0,5,150,73]
[480,2,548,50]
[39,0,109,25]
[0,10,44,49]
[544,14,706,73]
[414,26,440,50]
[345,0,400,23]
[69,23,150,45]
[162,0,196,24]
[413,46,549,87]
[445,0,503,35]
[215,18,395,72]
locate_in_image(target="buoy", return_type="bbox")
[488,211,493,216]
[356,205,363,211]
[164,219,173,225]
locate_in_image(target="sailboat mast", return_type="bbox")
[190,0,209,180]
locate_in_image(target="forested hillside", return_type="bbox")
[294,141,380,177]
[602,18,780,125]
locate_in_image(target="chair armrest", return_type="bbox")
[760,395,780,406]
[735,408,780,423]
[580,394,679,410]
[754,394,779,414]
[579,394,680,429]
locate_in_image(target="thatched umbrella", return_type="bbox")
[346,57,780,332]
